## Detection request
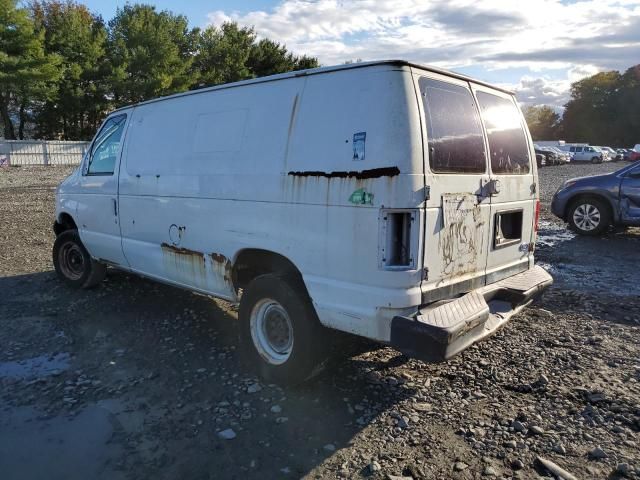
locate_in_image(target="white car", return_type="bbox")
[53,60,552,383]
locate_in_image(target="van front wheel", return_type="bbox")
[238,274,327,385]
[53,230,106,288]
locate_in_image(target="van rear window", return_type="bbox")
[420,78,486,174]
[476,92,530,175]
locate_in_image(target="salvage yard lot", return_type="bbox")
[1,164,639,479]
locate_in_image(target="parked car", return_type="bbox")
[562,145,604,163]
[615,148,627,161]
[52,60,552,383]
[594,146,615,161]
[547,146,571,164]
[551,161,640,235]
[534,145,559,165]
[628,146,640,162]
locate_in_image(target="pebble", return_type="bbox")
[368,461,381,473]
[453,461,468,471]
[483,465,498,476]
[270,405,282,414]
[530,425,544,436]
[275,417,289,424]
[511,459,524,470]
[247,383,262,394]
[616,463,630,475]
[323,444,336,452]
[217,428,236,440]
[512,420,526,433]
[589,447,608,459]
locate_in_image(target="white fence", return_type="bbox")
[0,140,89,166]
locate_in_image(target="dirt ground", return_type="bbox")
[1,162,639,480]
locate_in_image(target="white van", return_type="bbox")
[560,144,604,163]
[53,60,552,383]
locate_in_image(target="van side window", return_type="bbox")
[420,78,486,174]
[476,92,530,175]
[86,115,127,175]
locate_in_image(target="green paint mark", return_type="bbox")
[349,188,374,205]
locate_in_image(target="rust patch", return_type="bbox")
[161,243,205,261]
[210,253,233,285]
[287,167,400,180]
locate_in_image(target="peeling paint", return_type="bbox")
[439,194,484,278]
[210,253,233,285]
[161,242,207,285]
[161,243,205,260]
[287,166,400,180]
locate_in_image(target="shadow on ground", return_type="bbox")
[0,270,416,480]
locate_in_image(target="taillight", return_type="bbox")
[534,200,541,232]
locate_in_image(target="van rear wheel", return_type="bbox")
[238,274,327,385]
[53,230,106,288]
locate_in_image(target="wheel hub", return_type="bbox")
[250,299,294,365]
[59,242,85,280]
[573,203,601,231]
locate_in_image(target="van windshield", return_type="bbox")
[420,78,486,174]
[476,92,530,175]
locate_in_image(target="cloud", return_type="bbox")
[206,0,640,107]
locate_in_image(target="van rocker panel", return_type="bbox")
[390,265,552,362]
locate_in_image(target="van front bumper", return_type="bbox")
[390,265,552,362]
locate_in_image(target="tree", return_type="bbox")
[613,65,640,147]
[192,23,320,89]
[561,71,621,145]
[108,4,197,104]
[247,38,319,78]
[0,0,60,139]
[192,23,255,87]
[522,105,560,140]
[31,0,110,139]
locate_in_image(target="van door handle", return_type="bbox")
[112,198,118,216]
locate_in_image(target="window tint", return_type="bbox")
[420,78,486,174]
[476,92,530,174]
[87,115,127,175]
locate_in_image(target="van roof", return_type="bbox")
[112,59,515,113]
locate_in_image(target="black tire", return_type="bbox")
[238,273,327,385]
[591,157,600,164]
[567,197,611,236]
[53,229,106,288]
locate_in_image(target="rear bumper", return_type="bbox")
[390,265,552,362]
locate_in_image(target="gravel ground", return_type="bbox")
[1,162,639,480]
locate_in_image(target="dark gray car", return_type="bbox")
[551,161,640,235]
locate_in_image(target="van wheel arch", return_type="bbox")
[232,249,305,292]
[54,213,78,236]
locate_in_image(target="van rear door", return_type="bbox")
[471,86,536,283]
[415,72,492,302]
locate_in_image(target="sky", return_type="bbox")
[81,0,640,110]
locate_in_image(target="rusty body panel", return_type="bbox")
[161,242,208,289]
